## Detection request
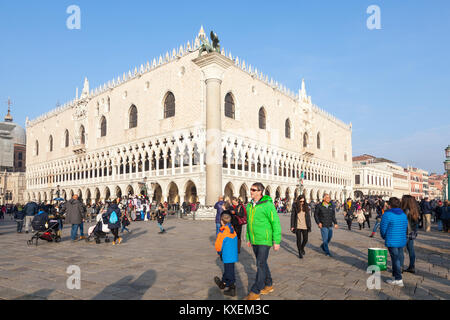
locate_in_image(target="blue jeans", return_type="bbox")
[388,247,404,281]
[405,239,415,269]
[372,220,381,233]
[17,220,24,232]
[121,225,130,233]
[251,245,272,294]
[437,219,443,231]
[222,263,235,287]
[71,224,84,241]
[216,223,221,235]
[158,223,165,232]
[320,227,333,255]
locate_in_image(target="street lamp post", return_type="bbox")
[445,146,450,202]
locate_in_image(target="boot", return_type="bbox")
[370,232,375,238]
[214,277,226,290]
[224,284,236,297]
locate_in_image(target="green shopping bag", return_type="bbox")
[368,248,388,271]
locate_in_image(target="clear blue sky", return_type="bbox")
[1,0,449,174]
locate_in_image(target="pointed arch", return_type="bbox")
[285,119,291,139]
[164,92,175,119]
[64,129,70,148]
[129,105,138,128]
[100,116,107,137]
[49,135,53,152]
[258,107,266,130]
[225,92,235,119]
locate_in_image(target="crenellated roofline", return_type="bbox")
[27,26,352,131]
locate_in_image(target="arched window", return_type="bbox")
[225,93,235,119]
[259,107,266,130]
[164,92,175,119]
[285,119,291,139]
[80,125,86,144]
[35,140,39,156]
[100,116,107,137]
[49,135,53,152]
[332,147,336,159]
[303,132,308,148]
[317,132,321,149]
[64,130,70,148]
[129,105,138,128]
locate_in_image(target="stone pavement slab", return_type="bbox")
[0,212,449,300]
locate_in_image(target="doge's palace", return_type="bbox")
[25,27,353,207]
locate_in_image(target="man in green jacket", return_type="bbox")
[244,183,282,300]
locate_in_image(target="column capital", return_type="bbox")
[192,52,233,81]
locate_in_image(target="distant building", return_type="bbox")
[405,166,429,200]
[0,105,27,204]
[428,173,446,200]
[352,154,394,199]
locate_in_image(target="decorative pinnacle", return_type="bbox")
[4,97,13,122]
[198,25,206,40]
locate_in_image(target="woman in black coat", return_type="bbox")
[231,197,246,254]
[290,195,312,259]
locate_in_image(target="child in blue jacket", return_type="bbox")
[214,212,238,297]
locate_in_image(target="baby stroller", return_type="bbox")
[27,212,61,246]
[86,212,111,244]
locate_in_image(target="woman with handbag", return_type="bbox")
[355,201,366,230]
[290,195,311,259]
[231,197,246,254]
[401,195,419,274]
[344,198,354,230]
[363,200,371,229]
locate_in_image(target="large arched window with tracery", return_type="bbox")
[317,132,321,149]
[129,105,138,128]
[49,135,53,152]
[225,93,235,119]
[285,119,291,139]
[79,125,86,144]
[64,130,70,148]
[259,107,266,130]
[303,132,308,148]
[164,92,175,119]
[100,116,107,137]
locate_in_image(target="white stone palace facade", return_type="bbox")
[25,27,353,206]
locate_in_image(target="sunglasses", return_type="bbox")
[250,188,260,192]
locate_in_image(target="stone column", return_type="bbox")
[193,52,232,206]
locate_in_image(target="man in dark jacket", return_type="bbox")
[214,196,225,235]
[314,194,338,257]
[23,200,39,233]
[14,207,26,233]
[61,195,86,241]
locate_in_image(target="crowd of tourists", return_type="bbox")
[3,183,449,300]
[8,193,201,244]
[212,183,450,299]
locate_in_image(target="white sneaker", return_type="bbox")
[386,279,404,287]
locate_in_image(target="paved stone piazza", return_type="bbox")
[0,212,448,300]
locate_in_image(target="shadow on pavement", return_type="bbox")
[15,289,55,300]
[92,269,157,300]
